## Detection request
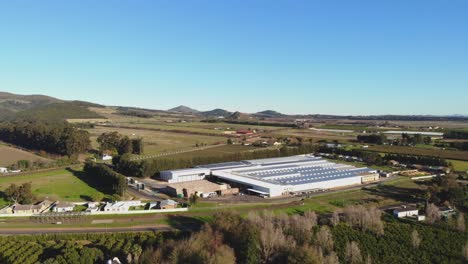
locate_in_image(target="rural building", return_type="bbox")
[361,172,380,183]
[163,155,378,198]
[86,202,101,212]
[0,205,13,214]
[165,180,227,198]
[102,154,113,161]
[103,201,142,212]
[160,168,211,183]
[13,200,52,214]
[53,201,75,212]
[159,199,178,209]
[0,167,8,173]
[236,130,255,135]
[393,205,419,218]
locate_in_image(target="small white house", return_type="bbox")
[102,154,113,161]
[86,202,101,212]
[0,167,8,173]
[53,202,75,213]
[393,205,419,218]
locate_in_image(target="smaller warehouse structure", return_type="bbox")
[165,180,228,198]
[160,168,211,183]
[53,201,76,213]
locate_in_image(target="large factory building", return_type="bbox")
[160,155,379,197]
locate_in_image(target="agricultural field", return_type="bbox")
[0,168,103,207]
[0,145,51,167]
[449,159,468,172]
[270,128,357,143]
[155,144,261,160]
[86,126,227,155]
[367,145,468,161]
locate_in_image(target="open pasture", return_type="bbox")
[0,145,51,167]
[86,126,227,155]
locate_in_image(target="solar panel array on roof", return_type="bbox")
[231,158,374,186]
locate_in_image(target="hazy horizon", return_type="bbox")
[1,1,467,115]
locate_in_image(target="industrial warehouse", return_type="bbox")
[160,155,379,197]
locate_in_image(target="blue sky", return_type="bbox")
[0,0,467,115]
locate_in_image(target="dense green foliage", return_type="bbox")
[357,134,386,145]
[0,120,90,156]
[0,232,164,264]
[445,130,468,139]
[97,131,143,155]
[3,182,35,204]
[83,161,127,196]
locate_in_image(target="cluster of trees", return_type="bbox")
[357,134,386,145]
[83,161,126,196]
[383,154,448,167]
[445,130,468,139]
[0,121,90,156]
[97,132,143,155]
[113,145,318,178]
[0,232,163,264]
[427,175,467,210]
[392,133,432,146]
[139,210,468,264]
[3,182,35,204]
[318,146,449,167]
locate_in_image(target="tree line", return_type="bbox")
[444,130,468,139]
[0,120,90,157]
[83,161,127,196]
[113,145,318,178]
[318,146,448,167]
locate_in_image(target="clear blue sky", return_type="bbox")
[0,0,467,115]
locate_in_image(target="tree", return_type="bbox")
[463,241,468,261]
[118,136,133,155]
[315,226,334,254]
[411,229,421,249]
[189,194,199,205]
[97,131,121,153]
[456,213,465,232]
[345,241,362,264]
[330,210,340,226]
[227,138,233,145]
[425,203,441,224]
[4,182,35,204]
[323,252,340,264]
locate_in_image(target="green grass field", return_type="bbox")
[0,168,103,207]
[449,159,468,172]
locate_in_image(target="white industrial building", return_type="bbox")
[160,167,211,183]
[160,155,378,197]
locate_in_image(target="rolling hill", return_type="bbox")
[0,92,104,121]
[168,105,200,114]
[201,108,232,117]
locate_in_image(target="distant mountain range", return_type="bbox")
[1,92,467,122]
